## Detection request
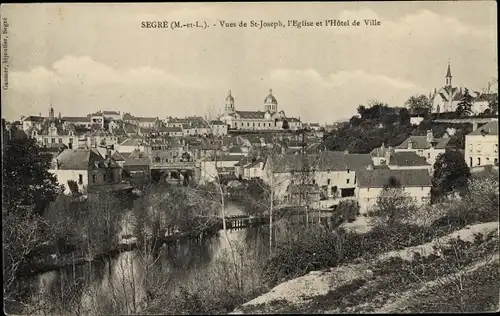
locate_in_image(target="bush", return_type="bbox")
[336,200,360,223]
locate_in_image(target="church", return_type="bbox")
[430,63,493,115]
[220,89,302,131]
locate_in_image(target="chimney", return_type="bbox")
[426,130,433,143]
[78,137,87,149]
[407,139,413,149]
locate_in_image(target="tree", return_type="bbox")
[2,126,63,216]
[455,88,474,117]
[432,149,471,199]
[405,94,432,114]
[487,94,498,115]
[371,186,416,228]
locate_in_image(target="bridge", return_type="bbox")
[150,161,196,170]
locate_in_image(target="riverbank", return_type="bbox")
[232,221,499,314]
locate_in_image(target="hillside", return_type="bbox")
[232,221,499,314]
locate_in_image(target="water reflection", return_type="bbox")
[29,202,275,315]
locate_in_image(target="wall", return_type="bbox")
[357,186,431,214]
[465,134,499,167]
[50,169,89,195]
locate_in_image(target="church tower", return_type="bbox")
[225,90,235,114]
[264,89,278,113]
[49,105,55,120]
[445,62,452,87]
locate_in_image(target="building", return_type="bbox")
[27,122,81,149]
[394,130,450,166]
[102,110,121,121]
[465,121,499,167]
[50,139,122,195]
[137,117,158,128]
[157,126,183,137]
[355,169,432,214]
[209,120,229,136]
[122,150,151,185]
[242,158,265,180]
[220,90,302,131]
[122,113,138,125]
[430,62,497,114]
[262,151,373,203]
[62,116,91,128]
[387,151,432,173]
[22,115,45,131]
[116,138,146,154]
[369,143,393,166]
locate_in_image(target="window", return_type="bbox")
[258,123,260,127]
[470,157,473,167]
[312,179,316,184]
[58,138,62,144]
[247,122,249,127]
[69,138,73,144]
[43,138,48,144]
[103,174,107,182]
[476,144,482,153]
[51,138,55,143]
[495,158,498,165]
[78,174,83,184]
[92,175,96,183]
[346,179,350,184]
[427,153,431,158]
[468,143,473,151]
[327,179,331,185]
[477,157,481,166]
[367,188,370,192]
[347,169,350,173]
[495,144,498,153]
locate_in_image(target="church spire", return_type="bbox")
[445,60,452,87]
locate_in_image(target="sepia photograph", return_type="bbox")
[1,1,499,314]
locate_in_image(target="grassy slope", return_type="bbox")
[234,221,500,314]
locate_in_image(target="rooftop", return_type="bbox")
[356,169,432,188]
[468,121,498,136]
[389,151,430,166]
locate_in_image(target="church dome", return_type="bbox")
[226,90,234,102]
[264,89,277,104]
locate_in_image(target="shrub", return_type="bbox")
[336,200,360,223]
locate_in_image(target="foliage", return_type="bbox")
[405,94,432,113]
[335,200,360,223]
[432,149,471,200]
[2,130,63,216]
[321,101,414,153]
[371,187,417,228]
[455,88,474,117]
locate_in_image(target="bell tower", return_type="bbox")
[225,90,235,114]
[264,89,278,113]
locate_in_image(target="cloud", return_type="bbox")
[10,56,199,94]
[267,68,423,122]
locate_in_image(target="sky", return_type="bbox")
[1,2,497,123]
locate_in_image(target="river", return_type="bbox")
[24,201,290,315]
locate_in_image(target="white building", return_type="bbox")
[430,63,497,114]
[209,120,229,136]
[465,121,499,167]
[355,169,432,214]
[394,130,450,166]
[262,151,373,204]
[242,159,265,180]
[21,115,45,131]
[220,90,302,131]
[116,138,146,154]
[49,139,121,195]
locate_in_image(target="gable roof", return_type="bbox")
[23,115,45,122]
[54,148,104,170]
[62,116,89,123]
[356,169,432,188]
[235,111,266,119]
[396,135,450,150]
[271,151,372,173]
[468,121,498,136]
[120,138,143,147]
[389,151,430,166]
[137,117,158,122]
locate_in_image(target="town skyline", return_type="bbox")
[2,2,498,122]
